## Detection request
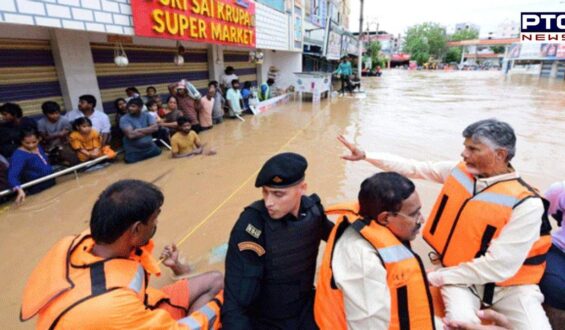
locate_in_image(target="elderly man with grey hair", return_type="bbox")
[338,118,552,330]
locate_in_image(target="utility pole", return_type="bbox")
[357,0,364,78]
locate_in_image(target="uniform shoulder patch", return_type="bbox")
[238,241,266,256]
[245,223,262,239]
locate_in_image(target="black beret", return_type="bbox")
[255,152,308,188]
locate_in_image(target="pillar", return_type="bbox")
[208,45,225,82]
[50,29,102,111]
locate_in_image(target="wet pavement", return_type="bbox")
[2,70,564,328]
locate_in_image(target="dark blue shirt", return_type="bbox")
[8,146,53,189]
[241,88,252,109]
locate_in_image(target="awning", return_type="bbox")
[391,53,411,62]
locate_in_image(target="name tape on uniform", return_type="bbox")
[238,241,265,256]
[246,224,262,239]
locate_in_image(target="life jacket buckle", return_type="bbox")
[428,251,441,265]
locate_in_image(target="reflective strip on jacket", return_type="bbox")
[423,162,552,287]
[20,232,222,329]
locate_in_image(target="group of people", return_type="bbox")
[0,67,277,204]
[20,118,564,329]
[0,97,114,203]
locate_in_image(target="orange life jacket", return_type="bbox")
[423,163,552,289]
[315,203,436,330]
[20,231,222,330]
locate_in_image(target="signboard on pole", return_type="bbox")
[131,0,256,48]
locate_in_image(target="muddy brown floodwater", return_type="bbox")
[2,70,564,328]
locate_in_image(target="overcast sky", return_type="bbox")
[348,0,564,37]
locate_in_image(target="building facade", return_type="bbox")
[302,0,356,72]
[0,0,304,117]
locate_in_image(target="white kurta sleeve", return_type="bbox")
[333,229,391,329]
[364,152,456,184]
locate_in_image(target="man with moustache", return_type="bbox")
[222,152,333,329]
[315,172,436,329]
[21,180,224,329]
[338,119,552,329]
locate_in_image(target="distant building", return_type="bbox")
[455,22,480,34]
[491,20,519,38]
[352,31,402,56]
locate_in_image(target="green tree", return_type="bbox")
[445,47,462,63]
[444,28,478,63]
[450,28,479,41]
[490,45,505,54]
[368,41,381,67]
[403,22,447,65]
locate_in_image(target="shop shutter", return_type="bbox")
[90,43,209,114]
[223,50,258,86]
[0,38,64,118]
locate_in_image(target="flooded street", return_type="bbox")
[2,70,565,328]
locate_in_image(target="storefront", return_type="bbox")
[506,43,565,79]
[0,37,65,118]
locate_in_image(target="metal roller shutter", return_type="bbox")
[0,38,64,118]
[91,43,209,114]
[223,50,258,86]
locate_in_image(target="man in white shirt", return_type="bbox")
[226,79,243,118]
[315,172,436,330]
[65,95,111,145]
[221,66,238,91]
[338,119,552,330]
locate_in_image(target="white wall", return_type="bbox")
[0,0,133,34]
[0,0,300,52]
[259,50,302,90]
[255,2,290,51]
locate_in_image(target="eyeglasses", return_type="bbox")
[393,210,424,224]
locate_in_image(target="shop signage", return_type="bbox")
[326,30,341,60]
[294,6,303,49]
[508,43,565,59]
[132,0,256,48]
[107,35,133,44]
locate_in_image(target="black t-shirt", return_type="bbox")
[0,117,37,158]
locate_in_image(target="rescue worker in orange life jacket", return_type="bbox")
[221,152,334,329]
[315,172,437,330]
[21,180,224,329]
[338,119,552,329]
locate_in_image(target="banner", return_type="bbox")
[294,6,303,49]
[132,0,256,48]
[310,0,326,27]
[557,44,565,59]
[257,0,284,11]
[326,30,341,60]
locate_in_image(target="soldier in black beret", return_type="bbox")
[222,152,334,330]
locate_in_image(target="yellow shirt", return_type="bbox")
[171,131,200,155]
[69,130,101,162]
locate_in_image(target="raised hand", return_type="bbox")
[337,134,366,161]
